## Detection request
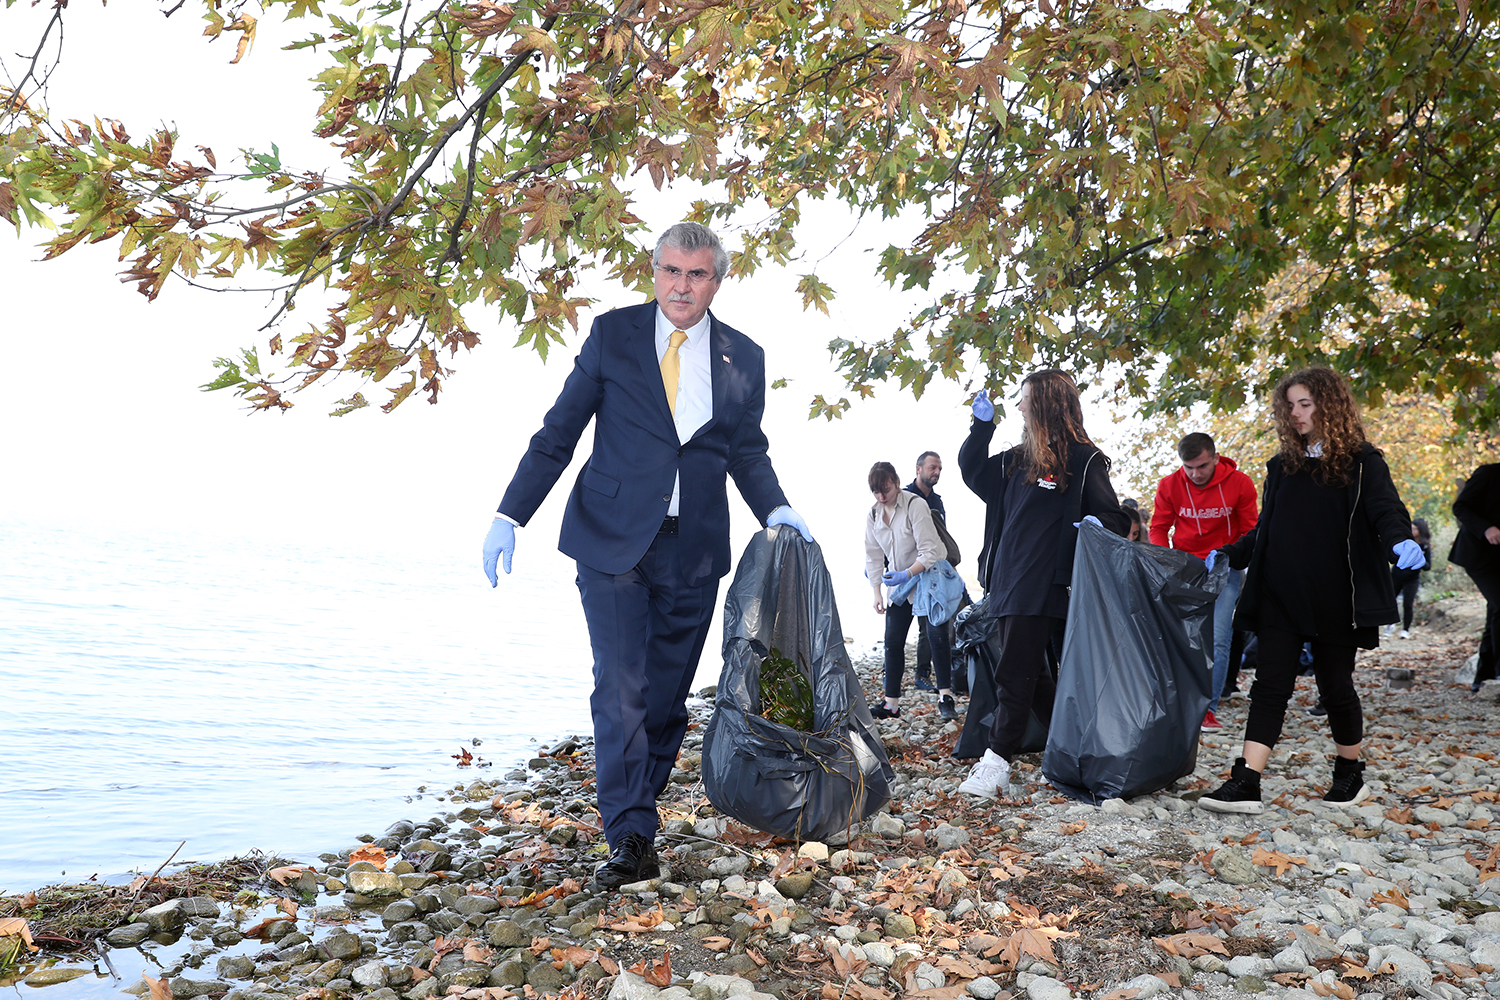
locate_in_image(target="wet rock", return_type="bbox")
[320,932,364,961]
[140,900,187,932]
[381,899,418,926]
[346,871,403,896]
[872,814,905,839]
[490,960,528,987]
[24,968,91,986]
[1235,975,1267,993]
[106,923,154,947]
[309,960,344,986]
[487,918,529,948]
[526,962,568,992]
[169,979,229,998]
[350,962,390,989]
[454,895,501,918]
[215,956,255,980]
[613,971,662,1000]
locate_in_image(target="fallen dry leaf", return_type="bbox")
[275,897,299,918]
[1152,933,1229,958]
[626,951,671,988]
[1308,982,1355,999]
[0,918,38,951]
[347,845,388,870]
[267,864,314,885]
[527,936,550,956]
[603,904,667,933]
[1059,821,1088,835]
[1370,887,1410,909]
[700,936,733,952]
[141,973,172,1000]
[463,941,493,964]
[1251,847,1307,876]
[242,915,293,939]
[17,892,38,909]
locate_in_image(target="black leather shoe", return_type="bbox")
[592,832,660,892]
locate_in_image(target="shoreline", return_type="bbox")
[4,599,1500,1000]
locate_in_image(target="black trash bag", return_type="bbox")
[1042,519,1226,802]
[702,527,895,841]
[951,596,1049,760]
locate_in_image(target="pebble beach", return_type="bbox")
[5,596,1499,1000]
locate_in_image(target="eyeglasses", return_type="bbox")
[655,264,716,285]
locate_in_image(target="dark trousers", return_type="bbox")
[1245,627,1362,748]
[987,615,1062,759]
[576,532,717,846]
[1392,567,1421,630]
[1223,630,1247,695]
[1466,563,1500,685]
[884,601,950,696]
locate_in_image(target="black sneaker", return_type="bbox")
[1307,698,1327,717]
[914,673,937,692]
[1197,757,1264,814]
[1324,756,1369,805]
[938,695,957,720]
[870,703,901,719]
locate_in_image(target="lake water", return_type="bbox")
[0,518,609,893]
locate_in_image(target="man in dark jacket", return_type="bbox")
[1449,463,1500,692]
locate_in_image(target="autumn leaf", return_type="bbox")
[1152,932,1229,958]
[0,918,38,952]
[1309,982,1356,999]
[527,936,550,955]
[1370,888,1410,909]
[626,951,671,988]
[603,904,666,933]
[700,936,733,952]
[464,941,493,963]
[275,897,300,918]
[1251,847,1307,876]
[141,973,172,1000]
[268,864,314,885]
[243,915,293,938]
[16,892,37,910]
[1059,821,1087,835]
[348,845,388,869]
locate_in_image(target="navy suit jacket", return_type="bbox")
[499,301,789,588]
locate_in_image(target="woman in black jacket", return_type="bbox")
[956,369,1128,798]
[1199,368,1421,814]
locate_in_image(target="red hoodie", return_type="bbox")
[1149,455,1259,557]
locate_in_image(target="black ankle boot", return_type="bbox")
[1198,757,1263,814]
[1324,755,1368,805]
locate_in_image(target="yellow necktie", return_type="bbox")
[661,329,688,417]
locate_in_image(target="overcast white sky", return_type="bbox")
[0,5,1141,648]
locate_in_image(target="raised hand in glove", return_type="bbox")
[971,390,995,422]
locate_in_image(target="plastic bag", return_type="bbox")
[702,527,895,841]
[1042,519,1225,802]
[951,596,1050,760]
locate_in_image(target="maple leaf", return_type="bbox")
[1152,932,1229,958]
[348,845,388,870]
[0,918,38,952]
[1059,821,1088,835]
[604,904,667,933]
[700,936,733,951]
[141,973,172,1000]
[1370,887,1410,909]
[268,864,314,885]
[464,941,493,963]
[626,951,671,988]
[1251,847,1307,876]
[275,897,299,918]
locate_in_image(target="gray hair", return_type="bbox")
[653,222,729,282]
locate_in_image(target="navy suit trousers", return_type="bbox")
[576,531,718,846]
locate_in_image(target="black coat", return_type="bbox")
[1225,444,1412,632]
[1449,463,1500,572]
[958,418,1129,600]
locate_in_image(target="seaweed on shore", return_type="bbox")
[0,854,272,949]
[756,646,814,731]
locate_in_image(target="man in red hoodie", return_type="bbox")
[1150,433,1259,732]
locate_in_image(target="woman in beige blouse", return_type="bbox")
[865,461,956,721]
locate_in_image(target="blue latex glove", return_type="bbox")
[482,518,515,585]
[882,569,912,587]
[971,390,995,422]
[1393,538,1424,570]
[768,505,814,542]
[1072,515,1103,529]
[1204,549,1218,572]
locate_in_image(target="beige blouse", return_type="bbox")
[865,490,946,584]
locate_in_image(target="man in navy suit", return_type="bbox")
[482,222,812,890]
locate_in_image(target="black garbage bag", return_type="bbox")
[702,527,895,841]
[1042,519,1225,802]
[951,596,1050,760]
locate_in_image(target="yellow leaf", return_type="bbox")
[0,917,38,951]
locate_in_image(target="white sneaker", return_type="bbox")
[1383,624,1397,637]
[959,749,1011,798]
[1399,630,1410,639]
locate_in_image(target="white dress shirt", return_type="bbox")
[655,306,713,516]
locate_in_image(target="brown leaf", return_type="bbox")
[243,915,293,938]
[1370,887,1410,909]
[17,892,38,910]
[768,848,797,880]
[597,955,619,976]
[1384,806,1414,824]
[464,941,494,964]
[0,918,38,951]
[527,936,550,955]
[1152,932,1229,958]
[1443,961,1479,979]
[700,936,733,952]
[141,973,172,1000]
[603,904,667,933]
[275,897,299,918]
[626,951,671,988]
[268,865,314,885]
[1251,847,1307,876]
[1059,821,1087,836]
[348,845,388,870]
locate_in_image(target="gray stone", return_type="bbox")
[345,870,403,896]
[1025,976,1071,1000]
[488,919,529,948]
[1292,926,1343,962]
[912,963,944,990]
[1235,975,1267,993]
[168,980,230,998]
[775,873,814,900]
[320,933,363,961]
[611,971,663,1000]
[381,899,418,926]
[1340,841,1384,868]
[932,824,971,850]
[689,975,756,1000]
[139,901,187,932]
[23,969,91,987]
[454,895,501,917]
[177,897,220,919]
[872,814,905,839]
[215,957,255,980]
[490,960,528,987]
[1115,975,1168,997]
[862,942,895,967]
[883,913,918,938]
[966,977,1002,1000]
[1213,847,1258,885]
[309,960,343,986]
[1272,944,1308,972]
[1474,912,1500,932]
[350,963,389,989]
[1226,956,1275,978]
[105,923,154,947]
[526,962,568,993]
[707,855,751,877]
[1379,946,1432,988]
